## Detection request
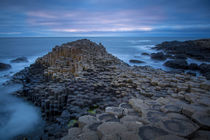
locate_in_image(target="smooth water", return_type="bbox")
[0,37,205,139]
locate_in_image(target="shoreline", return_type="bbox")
[2,38,210,139]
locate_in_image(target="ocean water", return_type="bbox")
[0,37,205,139]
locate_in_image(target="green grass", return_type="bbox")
[88,109,96,114]
[67,119,77,128]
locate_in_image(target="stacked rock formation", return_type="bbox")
[12,39,210,140]
[36,40,124,81]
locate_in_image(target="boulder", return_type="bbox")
[60,110,70,118]
[142,52,149,56]
[10,57,28,63]
[105,107,125,118]
[78,131,99,140]
[129,99,150,116]
[192,130,210,140]
[120,131,142,140]
[159,113,199,137]
[129,59,145,64]
[78,115,98,128]
[192,111,210,129]
[97,122,127,137]
[0,62,11,71]
[164,59,188,69]
[199,63,210,80]
[188,63,199,70]
[174,54,187,60]
[96,113,117,122]
[138,126,168,140]
[151,52,167,60]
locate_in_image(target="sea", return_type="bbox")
[0,37,205,139]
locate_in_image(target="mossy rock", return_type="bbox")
[68,119,78,128]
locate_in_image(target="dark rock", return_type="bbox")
[154,39,210,62]
[186,71,196,76]
[129,59,145,64]
[0,62,11,71]
[164,59,188,69]
[138,126,168,140]
[61,110,70,118]
[10,57,28,63]
[188,63,199,70]
[174,54,187,60]
[192,130,210,140]
[151,52,166,60]
[142,52,149,56]
[199,63,210,80]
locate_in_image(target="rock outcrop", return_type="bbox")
[150,52,167,60]
[153,39,210,62]
[10,56,28,63]
[12,39,210,140]
[129,59,145,64]
[153,39,210,79]
[0,62,11,71]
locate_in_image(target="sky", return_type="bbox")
[0,0,210,37]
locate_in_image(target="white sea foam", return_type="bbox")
[0,84,43,140]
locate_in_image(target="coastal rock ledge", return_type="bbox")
[12,39,210,140]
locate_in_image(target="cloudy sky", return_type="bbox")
[0,0,210,37]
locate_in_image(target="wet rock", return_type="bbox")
[186,71,196,76]
[101,134,119,140]
[192,111,210,129]
[78,115,98,128]
[138,126,168,140]
[129,59,145,64]
[199,63,210,80]
[79,131,99,140]
[129,99,149,116]
[154,39,210,62]
[158,113,199,137]
[160,105,181,113]
[61,127,81,140]
[97,113,117,122]
[0,62,11,71]
[105,107,125,118]
[146,110,165,123]
[174,54,187,60]
[10,57,28,63]
[164,59,188,69]
[68,127,81,135]
[97,122,127,138]
[142,52,149,56]
[192,130,210,140]
[120,131,142,140]
[151,52,166,60]
[188,63,199,70]
[120,115,140,123]
[155,135,186,140]
[61,110,70,118]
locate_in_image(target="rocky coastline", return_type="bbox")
[152,39,210,79]
[10,39,210,140]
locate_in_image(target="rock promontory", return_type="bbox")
[12,39,210,140]
[153,39,210,79]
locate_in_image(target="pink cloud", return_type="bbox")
[51,26,152,32]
